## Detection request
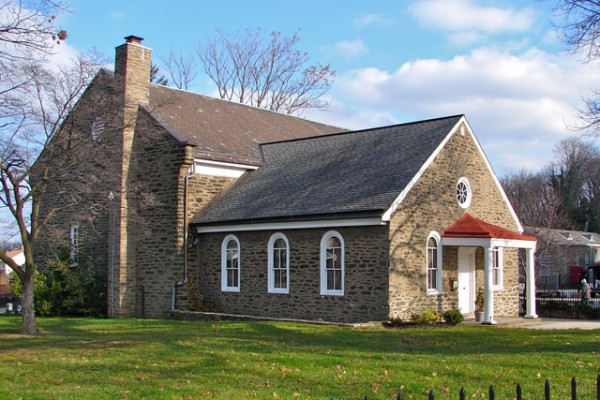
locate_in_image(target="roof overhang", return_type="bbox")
[195,216,386,233]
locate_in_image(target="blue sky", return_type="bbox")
[54,0,599,176]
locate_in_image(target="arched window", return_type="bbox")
[221,235,240,292]
[320,231,344,296]
[426,232,442,294]
[268,233,290,294]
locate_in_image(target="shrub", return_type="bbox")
[411,309,440,324]
[9,269,52,316]
[442,309,464,325]
[10,248,106,317]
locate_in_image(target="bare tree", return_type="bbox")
[552,0,600,134]
[502,137,600,232]
[195,28,335,115]
[0,0,67,64]
[0,0,106,335]
[502,168,569,229]
[159,51,197,90]
[553,0,600,61]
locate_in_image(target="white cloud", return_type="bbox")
[110,11,125,20]
[409,0,535,34]
[308,47,599,176]
[332,39,369,59]
[353,13,394,29]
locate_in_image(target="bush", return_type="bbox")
[411,309,440,324]
[9,269,52,316]
[10,247,106,317]
[442,309,464,325]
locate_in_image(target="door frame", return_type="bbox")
[457,247,476,314]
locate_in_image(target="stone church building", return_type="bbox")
[33,36,538,324]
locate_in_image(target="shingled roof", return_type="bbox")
[147,84,343,165]
[192,115,464,227]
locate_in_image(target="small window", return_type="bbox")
[91,118,105,142]
[221,235,240,292]
[70,225,79,265]
[320,231,344,296]
[268,233,290,294]
[492,247,503,290]
[426,232,442,294]
[456,177,472,209]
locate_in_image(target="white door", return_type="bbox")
[458,247,476,314]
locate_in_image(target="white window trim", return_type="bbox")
[267,233,290,294]
[221,234,240,292]
[492,247,503,290]
[426,231,442,295]
[456,177,472,209]
[70,224,80,265]
[320,230,345,296]
[91,117,105,142]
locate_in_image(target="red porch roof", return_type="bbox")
[442,213,536,241]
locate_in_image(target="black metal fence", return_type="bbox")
[364,375,600,400]
[518,294,600,319]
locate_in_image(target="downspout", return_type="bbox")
[172,158,194,311]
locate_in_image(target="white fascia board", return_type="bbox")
[196,217,386,234]
[463,120,524,233]
[442,237,536,250]
[442,237,493,247]
[382,117,462,222]
[491,238,537,250]
[193,159,258,178]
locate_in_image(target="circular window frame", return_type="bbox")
[456,177,472,209]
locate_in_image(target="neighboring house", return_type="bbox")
[525,227,600,291]
[33,36,538,324]
[0,248,24,306]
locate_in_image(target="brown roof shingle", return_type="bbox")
[147,85,344,165]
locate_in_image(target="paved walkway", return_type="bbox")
[464,316,600,330]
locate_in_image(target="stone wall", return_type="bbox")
[175,173,236,311]
[32,69,123,303]
[193,226,390,323]
[131,107,239,317]
[388,122,522,320]
[130,110,188,317]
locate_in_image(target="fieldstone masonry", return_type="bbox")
[387,122,520,320]
[195,226,390,323]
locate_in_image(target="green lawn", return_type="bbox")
[0,317,598,400]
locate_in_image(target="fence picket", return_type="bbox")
[362,375,599,399]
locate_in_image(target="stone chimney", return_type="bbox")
[115,35,151,106]
[109,35,152,319]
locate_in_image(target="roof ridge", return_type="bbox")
[258,114,464,148]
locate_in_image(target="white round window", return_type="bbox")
[456,177,472,209]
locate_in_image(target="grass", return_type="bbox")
[0,316,598,399]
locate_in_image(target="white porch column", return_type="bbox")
[525,247,538,319]
[483,246,496,324]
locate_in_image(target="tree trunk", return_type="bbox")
[21,274,37,335]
